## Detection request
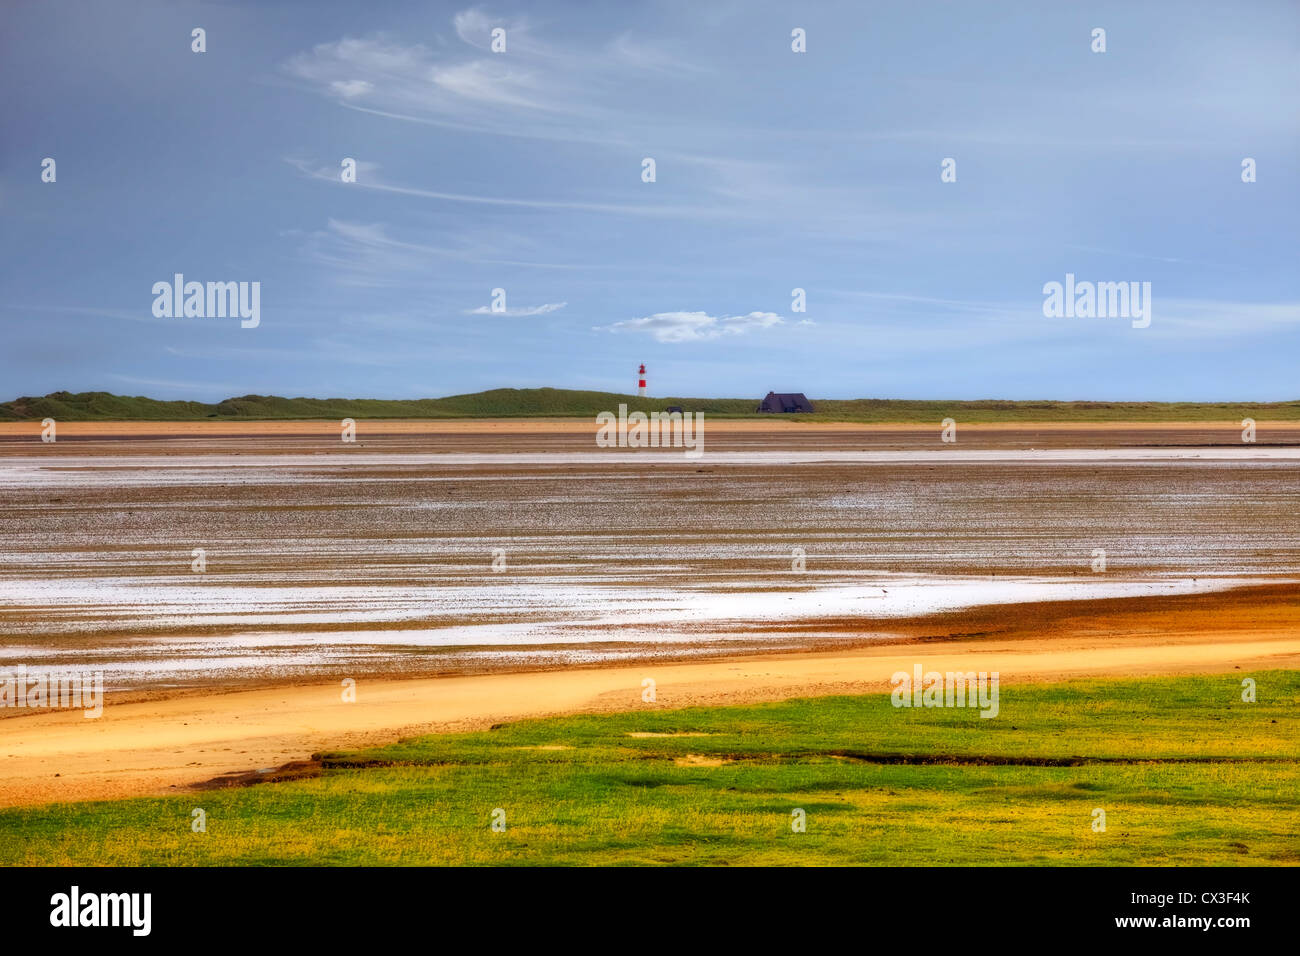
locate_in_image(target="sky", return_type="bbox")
[1,0,1297,402]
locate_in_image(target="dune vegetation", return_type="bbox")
[2,388,1298,423]
[2,672,1295,866]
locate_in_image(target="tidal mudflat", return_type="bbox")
[1,423,1296,693]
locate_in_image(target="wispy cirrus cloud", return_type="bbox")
[598,311,784,344]
[283,9,706,130]
[110,373,251,392]
[279,14,897,232]
[467,301,567,317]
[282,24,598,137]
[293,216,588,285]
[284,156,729,222]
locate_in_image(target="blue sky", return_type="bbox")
[1,0,1297,401]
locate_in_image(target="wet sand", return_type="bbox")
[3,424,1298,686]
[1,421,1296,805]
[4,418,1300,455]
[2,584,1298,807]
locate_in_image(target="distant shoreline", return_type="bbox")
[3,388,1299,423]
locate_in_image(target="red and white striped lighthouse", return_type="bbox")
[637,363,647,397]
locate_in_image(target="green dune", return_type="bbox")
[1,388,1298,423]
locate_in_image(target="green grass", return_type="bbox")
[2,672,1296,866]
[2,388,1298,422]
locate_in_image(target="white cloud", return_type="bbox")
[606,32,710,75]
[110,374,251,391]
[452,8,497,48]
[278,18,868,230]
[329,79,373,98]
[295,216,588,282]
[280,16,730,145]
[467,301,567,317]
[282,30,572,132]
[284,156,729,221]
[598,311,784,343]
[452,8,536,52]
[429,60,548,109]
[1143,299,1300,339]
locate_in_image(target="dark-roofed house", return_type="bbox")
[756,391,815,413]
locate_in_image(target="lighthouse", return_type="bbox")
[637,363,647,397]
